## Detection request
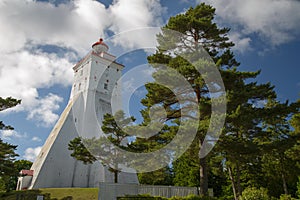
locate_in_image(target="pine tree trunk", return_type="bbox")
[279,159,288,195]
[236,162,242,197]
[114,171,118,183]
[228,166,238,200]
[197,85,208,196]
[199,157,208,196]
[281,172,288,195]
[71,160,78,187]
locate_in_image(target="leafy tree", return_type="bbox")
[69,110,135,183]
[5,160,32,191]
[138,166,173,186]
[239,187,270,200]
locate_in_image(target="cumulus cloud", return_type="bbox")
[200,0,300,51]
[0,0,108,55]
[0,129,26,140]
[107,0,165,50]
[24,146,42,162]
[0,0,166,127]
[27,93,63,127]
[229,32,252,53]
[32,136,42,142]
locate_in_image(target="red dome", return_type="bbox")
[92,38,109,49]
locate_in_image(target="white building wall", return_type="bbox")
[25,44,138,189]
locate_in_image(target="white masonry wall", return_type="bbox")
[26,45,138,189]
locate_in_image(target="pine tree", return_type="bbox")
[69,110,135,183]
[0,96,21,191]
[0,97,21,130]
[141,3,239,196]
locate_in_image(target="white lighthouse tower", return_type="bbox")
[17,39,139,190]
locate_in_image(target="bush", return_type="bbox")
[170,195,217,200]
[279,194,297,200]
[297,177,300,199]
[0,189,51,200]
[239,187,270,200]
[118,194,167,200]
[118,194,216,200]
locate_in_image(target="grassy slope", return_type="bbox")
[41,188,98,200]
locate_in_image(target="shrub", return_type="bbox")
[169,195,216,200]
[118,194,167,200]
[239,187,270,200]
[279,194,297,200]
[297,177,300,199]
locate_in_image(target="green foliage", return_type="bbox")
[0,139,18,191]
[117,195,217,200]
[169,195,216,200]
[173,141,200,187]
[296,177,300,199]
[239,187,270,200]
[5,159,33,191]
[0,178,6,192]
[0,189,50,200]
[279,194,297,200]
[0,96,21,191]
[0,97,21,130]
[138,166,173,185]
[0,188,98,200]
[0,139,18,176]
[118,194,167,200]
[68,137,96,164]
[69,110,135,183]
[143,2,239,196]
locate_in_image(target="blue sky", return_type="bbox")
[0,0,299,161]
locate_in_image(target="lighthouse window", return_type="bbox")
[117,69,119,72]
[104,83,108,90]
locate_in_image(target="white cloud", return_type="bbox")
[200,0,300,51]
[229,32,252,53]
[108,0,165,49]
[0,0,108,55]
[24,146,42,162]
[32,136,42,142]
[0,0,166,127]
[0,129,25,140]
[27,93,63,127]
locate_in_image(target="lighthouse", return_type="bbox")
[16,39,139,190]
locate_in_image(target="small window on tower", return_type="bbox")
[104,83,108,90]
[117,69,119,72]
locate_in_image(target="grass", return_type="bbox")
[0,188,99,200]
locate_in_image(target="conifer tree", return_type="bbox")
[140,3,288,198]
[141,3,239,196]
[69,110,135,183]
[0,96,20,191]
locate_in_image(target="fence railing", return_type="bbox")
[98,183,204,200]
